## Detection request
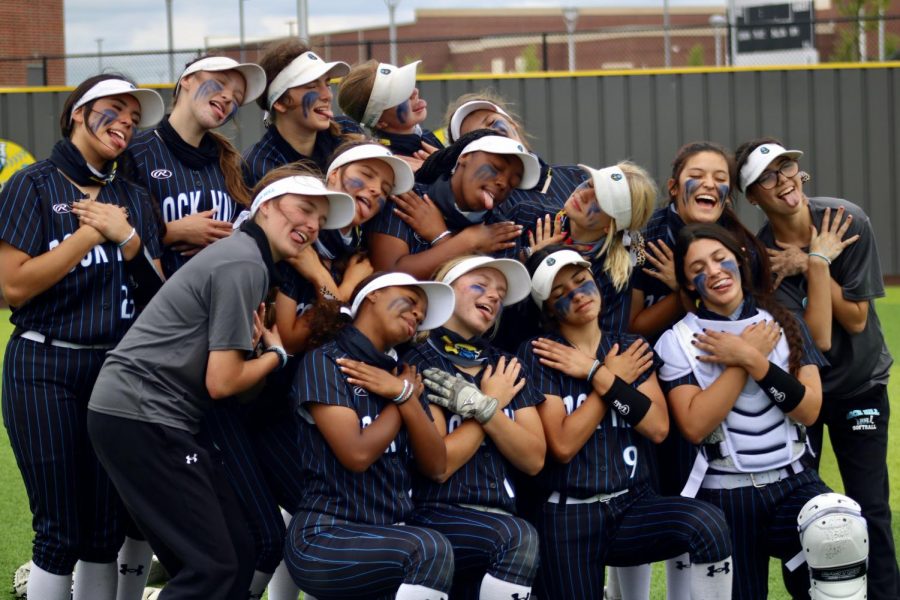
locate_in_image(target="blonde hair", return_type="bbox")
[443,91,531,149]
[337,60,378,125]
[431,254,503,338]
[595,160,657,291]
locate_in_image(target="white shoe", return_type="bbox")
[12,560,32,599]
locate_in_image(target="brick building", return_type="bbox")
[0,0,66,86]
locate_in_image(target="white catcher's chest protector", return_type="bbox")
[668,310,807,473]
[798,493,868,600]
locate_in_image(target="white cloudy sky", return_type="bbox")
[65,0,724,53]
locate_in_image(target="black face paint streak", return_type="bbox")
[716,183,729,203]
[194,78,224,100]
[693,272,709,300]
[552,280,599,317]
[89,109,118,133]
[302,91,320,119]
[343,176,365,192]
[468,284,486,295]
[395,100,410,124]
[473,163,499,181]
[683,178,700,203]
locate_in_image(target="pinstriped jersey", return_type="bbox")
[517,332,659,497]
[128,129,239,277]
[242,120,362,188]
[366,178,517,260]
[0,160,161,345]
[495,163,587,221]
[293,341,416,525]
[632,204,683,318]
[402,341,543,513]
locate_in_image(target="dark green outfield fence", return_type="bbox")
[2,63,899,274]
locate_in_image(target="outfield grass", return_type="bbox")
[1,292,898,599]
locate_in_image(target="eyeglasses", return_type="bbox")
[755,160,800,190]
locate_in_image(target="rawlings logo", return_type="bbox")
[353,386,369,396]
[151,169,172,179]
[52,203,72,214]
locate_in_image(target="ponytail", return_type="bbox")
[209,131,251,207]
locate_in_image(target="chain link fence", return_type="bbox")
[1,14,898,87]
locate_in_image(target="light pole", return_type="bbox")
[297,0,309,43]
[663,0,671,67]
[385,0,400,66]
[709,14,727,67]
[96,38,103,72]
[562,7,578,72]
[165,0,174,82]
[287,19,296,38]
[239,0,246,63]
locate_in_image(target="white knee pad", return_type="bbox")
[797,493,868,600]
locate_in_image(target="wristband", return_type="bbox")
[118,227,137,248]
[264,345,289,370]
[430,230,452,246]
[391,380,412,405]
[808,252,832,266]
[755,361,806,413]
[587,360,602,383]
[601,376,652,427]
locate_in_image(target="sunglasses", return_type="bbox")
[755,160,800,190]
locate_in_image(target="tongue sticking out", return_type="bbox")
[481,190,494,210]
[780,188,801,208]
[290,231,305,245]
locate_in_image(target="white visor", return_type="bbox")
[441,256,532,306]
[350,272,455,331]
[530,249,592,308]
[739,143,804,193]
[578,164,633,231]
[72,79,165,129]
[459,135,541,190]
[360,61,421,129]
[178,56,266,106]
[326,144,415,195]
[249,175,355,229]
[266,51,350,110]
[449,100,514,143]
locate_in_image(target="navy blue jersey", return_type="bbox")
[402,340,543,512]
[633,204,683,311]
[243,122,359,188]
[373,128,444,157]
[495,162,587,221]
[293,341,415,525]
[128,129,239,277]
[517,332,661,497]
[367,176,517,259]
[0,160,161,345]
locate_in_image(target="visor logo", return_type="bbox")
[611,173,623,181]
[760,147,770,154]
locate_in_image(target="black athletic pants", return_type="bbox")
[807,384,900,600]
[88,411,255,600]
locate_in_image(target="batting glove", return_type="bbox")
[423,367,499,424]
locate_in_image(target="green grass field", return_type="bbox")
[0,292,898,599]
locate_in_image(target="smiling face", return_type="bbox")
[327,158,394,226]
[564,180,611,234]
[178,70,246,130]
[378,87,428,132]
[365,285,428,347]
[276,75,334,132]
[683,237,744,314]
[669,151,730,224]
[258,193,328,261]
[746,156,805,217]
[453,151,524,212]
[70,93,142,167]
[546,265,601,326]
[445,268,509,338]
[460,108,521,142]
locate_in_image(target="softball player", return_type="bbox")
[338,59,443,169]
[0,74,164,600]
[735,139,898,599]
[128,56,265,278]
[243,40,355,186]
[368,130,539,279]
[400,256,543,599]
[655,223,868,600]
[247,143,414,600]
[86,166,355,600]
[284,272,456,600]
[517,247,734,600]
